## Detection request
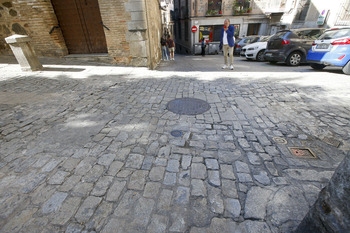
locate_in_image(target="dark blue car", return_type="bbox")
[307,27,350,75]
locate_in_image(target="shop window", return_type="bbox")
[247,23,260,35]
[207,0,222,16]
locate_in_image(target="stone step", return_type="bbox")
[64,53,112,63]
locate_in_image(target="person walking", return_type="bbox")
[220,19,235,70]
[161,36,169,61]
[167,36,175,61]
[201,39,206,57]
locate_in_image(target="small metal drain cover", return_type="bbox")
[166,98,210,115]
[322,137,341,148]
[273,137,287,144]
[171,130,183,137]
[288,147,317,159]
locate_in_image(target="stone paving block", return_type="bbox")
[235,161,250,173]
[149,166,165,182]
[245,186,273,220]
[237,173,253,183]
[91,176,114,197]
[147,214,168,233]
[88,201,114,232]
[143,182,161,198]
[42,192,68,214]
[128,170,148,190]
[157,189,173,211]
[141,156,154,170]
[220,164,236,180]
[166,159,180,172]
[115,148,130,161]
[191,179,207,197]
[41,159,62,173]
[71,182,94,197]
[48,170,70,185]
[75,157,96,176]
[106,180,126,202]
[97,153,116,167]
[58,175,81,192]
[247,152,261,165]
[82,165,105,183]
[222,179,238,198]
[176,169,189,186]
[169,209,188,232]
[51,197,81,225]
[192,157,204,163]
[107,161,124,176]
[208,186,224,214]
[181,155,192,170]
[61,158,81,171]
[205,159,219,170]
[224,198,241,218]
[125,154,144,169]
[75,196,102,223]
[191,163,207,180]
[253,171,271,186]
[218,150,241,163]
[208,170,221,187]
[163,172,176,186]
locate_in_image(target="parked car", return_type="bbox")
[264,28,325,66]
[240,35,272,61]
[307,27,350,75]
[234,35,260,55]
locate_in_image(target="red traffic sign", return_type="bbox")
[191,26,197,32]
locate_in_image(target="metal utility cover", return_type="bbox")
[288,147,317,159]
[166,98,210,115]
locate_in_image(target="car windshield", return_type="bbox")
[319,28,350,40]
[259,35,272,42]
[244,37,259,43]
[274,31,288,38]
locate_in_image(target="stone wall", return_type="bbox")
[0,0,162,68]
[295,153,350,232]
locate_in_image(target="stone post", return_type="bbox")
[5,34,43,71]
[295,153,350,232]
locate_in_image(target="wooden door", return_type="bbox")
[51,0,107,54]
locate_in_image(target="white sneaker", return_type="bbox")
[222,65,228,69]
[230,65,234,70]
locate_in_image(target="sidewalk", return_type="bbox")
[0,54,349,232]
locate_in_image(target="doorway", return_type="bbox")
[51,0,107,54]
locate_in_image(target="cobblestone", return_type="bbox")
[0,55,349,232]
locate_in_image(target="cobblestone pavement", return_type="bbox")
[0,55,349,233]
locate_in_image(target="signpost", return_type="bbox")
[192,26,197,54]
[191,26,197,32]
[317,10,328,25]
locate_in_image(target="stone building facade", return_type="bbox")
[0,0,162,68]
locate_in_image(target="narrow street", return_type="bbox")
[0,54,349,232]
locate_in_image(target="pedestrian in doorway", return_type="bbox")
[167,36,175,60]
[220,18,235,70]
[161,36,169,61]
[201,39,206,56]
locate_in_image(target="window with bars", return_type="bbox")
[207,0,222,16]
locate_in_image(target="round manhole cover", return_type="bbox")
[171,130,183,137]
[166,98,210,115]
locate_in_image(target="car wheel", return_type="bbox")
[256,50,265,62]
[342,60,350,75]
[310,64,326,70]
[287,52,302,66]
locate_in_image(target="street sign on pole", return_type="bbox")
[191,26,197,32]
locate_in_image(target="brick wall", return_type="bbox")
[0,0,162,68]
[0,0,67,56]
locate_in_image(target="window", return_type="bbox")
[233,0,251,14]
[207,0,222,16]
[296,0,310,21]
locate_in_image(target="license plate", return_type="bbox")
[316,44,329,49]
